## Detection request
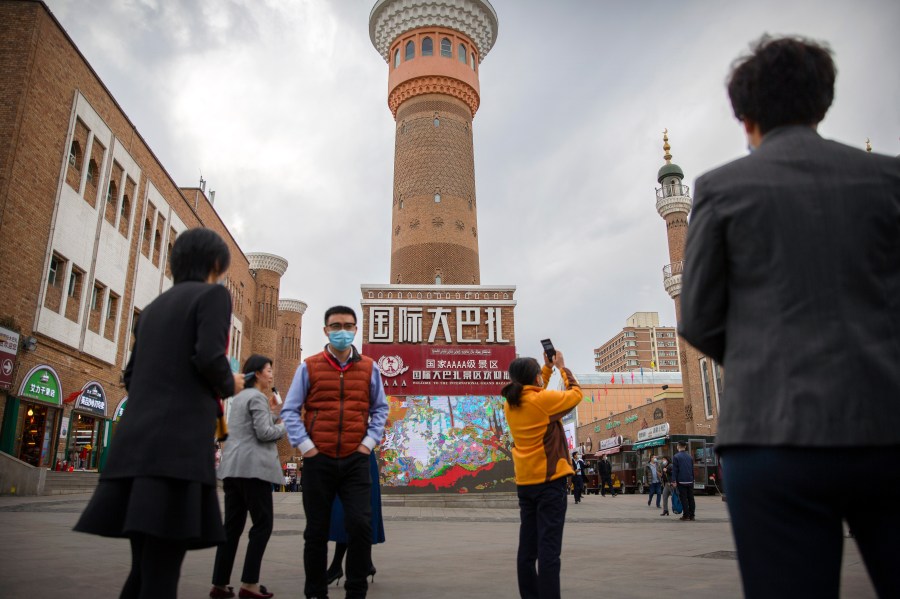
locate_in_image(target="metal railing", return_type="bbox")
[663,261,684,278]
[655,184,690,200]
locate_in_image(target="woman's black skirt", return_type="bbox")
[74,476,225,549]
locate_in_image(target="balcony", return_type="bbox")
[663,261,683,298]
[655,183,692,217]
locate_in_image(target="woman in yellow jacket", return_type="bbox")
[502,351,582,599]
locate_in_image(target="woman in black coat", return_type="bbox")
[75,228,244,598]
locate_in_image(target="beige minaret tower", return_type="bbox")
[369,0,498,285]
[655,131,718,435]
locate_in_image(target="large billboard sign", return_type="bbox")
[363,344,516,396]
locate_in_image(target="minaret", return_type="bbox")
[369,0,498,285]
[246,252,288,362]
[655,130,716,434]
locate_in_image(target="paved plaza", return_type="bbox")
[0,490,877,598]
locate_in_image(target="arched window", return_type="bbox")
[393,48,400,68]
[435,275,442,285]
[405,40,414,61]
[471,52,476,70]
[106,182,117,206]
[422,37,433,56]
[458,43,467,64]
[86,159,97,184]
[69,141,82,170]
[440,38,452,57]
[120,195,130,220]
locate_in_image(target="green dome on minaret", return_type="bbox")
[657,129,684,182]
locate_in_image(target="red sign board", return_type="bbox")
[0,327,20,390]
[362,344,517,396]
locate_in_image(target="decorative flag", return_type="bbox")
[640,366,644,377]
[619,373,624,384]
[650,359,656,369]
[631,371,635,382]
[588,392,594,404]
[609,373,615,384]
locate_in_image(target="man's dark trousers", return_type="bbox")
[571,475,583,503]
[723,446,900,599]
[517,477,567,599]
[676,484,695,519]
[600,477,616,496]
[301,452,372,598]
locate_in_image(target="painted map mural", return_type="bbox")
[378,395,515,493]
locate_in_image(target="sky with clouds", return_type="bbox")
[43,0,900,373]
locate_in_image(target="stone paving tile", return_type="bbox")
[0,491,879,598]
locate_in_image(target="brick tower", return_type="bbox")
[369,0,498,285]
[275,298,306,467]
[655,131,719,435]
[246,253,288,362]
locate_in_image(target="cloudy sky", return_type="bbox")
[44,0,900,373]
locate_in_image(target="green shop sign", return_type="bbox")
[605,420,622,430]
[624,414,639,424]
[19,365,61,405]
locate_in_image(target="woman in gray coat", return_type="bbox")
[211,355,286,599]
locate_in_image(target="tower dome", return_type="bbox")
[657,128,684,183]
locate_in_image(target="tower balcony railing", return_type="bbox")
[656,183,692,218]
[662,261,684,298]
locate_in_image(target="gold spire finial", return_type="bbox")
[865,138,872,153]
[663,128,672,163]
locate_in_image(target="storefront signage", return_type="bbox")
[605,420,621,430]
[18,365,61,405]
[76,382,107,416]
[637,422,670,442]
[365,306,511,344]
[600,435,623,450]
[624,414,638,424]
[0,327,19,390]
[113,397,128,421]
[362,344,516,396]
[285,462,297,470]
[60,416,70,438]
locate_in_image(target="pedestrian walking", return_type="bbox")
[210,355,286,599]
[645,456,662,508]
[281,306,389,599]
[672,443,695,521]
[659,456,674,516]
[597,454,616,497]
[74,228,244,598]
[571,451,585,504]
[679,34,900,598]
[502,349,582,599]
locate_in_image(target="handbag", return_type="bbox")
[671,486,683,514]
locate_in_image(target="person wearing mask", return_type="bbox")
[281,306,389,599]
[210,355,286,599]
[74,228,244,598]
[672,442,695,521]
[571,451,585,504]
[659,456,674,516]
[645,456,662,508]
[598,454,616,497]
[503,350,582,599]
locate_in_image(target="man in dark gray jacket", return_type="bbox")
[679,35,900,598]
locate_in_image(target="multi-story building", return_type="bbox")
[0,0,305,489]
[593,312,680,373]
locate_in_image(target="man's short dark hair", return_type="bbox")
[727,35,836,134]
[170,228,230,284]
[677,441,687,450]
[324,305,357,326]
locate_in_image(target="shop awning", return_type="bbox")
[593,447,622,457]
[632,438,666,450]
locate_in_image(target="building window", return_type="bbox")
[440,38,451,57]
[422,37,433,56]
[434,193,441,203]
[435,275,442,285]
[700,358,714,418]
[48,255,61,287]
[107,292,118,321]
[142,218,152,257]
[458,43,467,64]
[105,181,118,224]
[68,269,82,298]
[69,141,82,170]
[404,40,414,61]
[713,362,724,413]
[86,160,97,185]
[90,282,103,311]
[433,117,440,127]
[393,49,400,68]
[399,199,404,209]
[471,52,476,70]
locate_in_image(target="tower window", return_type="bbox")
[434,193,441,203]
[433,117,440,127]
[458,44,467,64]
[422,37,433,56]
[440,38,451,57]
[405,40,414,61]
[471,52,476,70]
[435,275,442,285]
[393,49,400,68]
[399,199,404,209]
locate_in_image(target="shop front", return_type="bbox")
[63,382,108,471]
[3,365,63,468]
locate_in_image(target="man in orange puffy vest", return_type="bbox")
[282,306,388,599]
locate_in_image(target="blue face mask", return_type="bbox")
[328,330,355,351]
